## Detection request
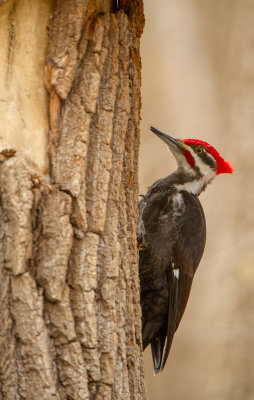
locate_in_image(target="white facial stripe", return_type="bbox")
[175,176,211,195]
[191,148,215,169]
[175,148,216,195]
[166,144,217,194]
[167,145,196,175]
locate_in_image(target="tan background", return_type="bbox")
[139,1,254,399]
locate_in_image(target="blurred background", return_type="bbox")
[139,1,254,399]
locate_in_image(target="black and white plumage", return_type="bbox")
[138,126,233,374]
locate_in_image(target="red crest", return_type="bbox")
[183,139,234,175]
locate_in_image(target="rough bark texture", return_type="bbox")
[0,1,146,399]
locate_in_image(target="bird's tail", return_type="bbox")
[151,268,179,374]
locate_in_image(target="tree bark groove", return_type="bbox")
[0,1,145,399]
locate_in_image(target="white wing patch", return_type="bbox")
[173,268,180,279]
[171,261,180,279]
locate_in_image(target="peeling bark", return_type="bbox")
[0,1,146,399]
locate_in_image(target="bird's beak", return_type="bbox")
[150,126,187,151]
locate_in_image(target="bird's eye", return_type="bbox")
[195,147,203,154]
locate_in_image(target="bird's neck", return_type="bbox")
[149,168,215,196]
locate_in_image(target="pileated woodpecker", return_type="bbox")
[138,126,233,374]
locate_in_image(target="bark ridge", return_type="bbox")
[0,1,146,399]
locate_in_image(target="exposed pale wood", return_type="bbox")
[0,0,51,176]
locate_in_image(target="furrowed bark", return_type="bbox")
[0,1,146,399]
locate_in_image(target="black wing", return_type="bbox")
[138,190,206,373]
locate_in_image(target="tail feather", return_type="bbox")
[150,269,179,374]
[151,330,166,374]
[160,269,179,372]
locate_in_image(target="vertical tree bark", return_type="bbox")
[0,1,146,399]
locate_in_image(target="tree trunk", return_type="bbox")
[0,1,146,399]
